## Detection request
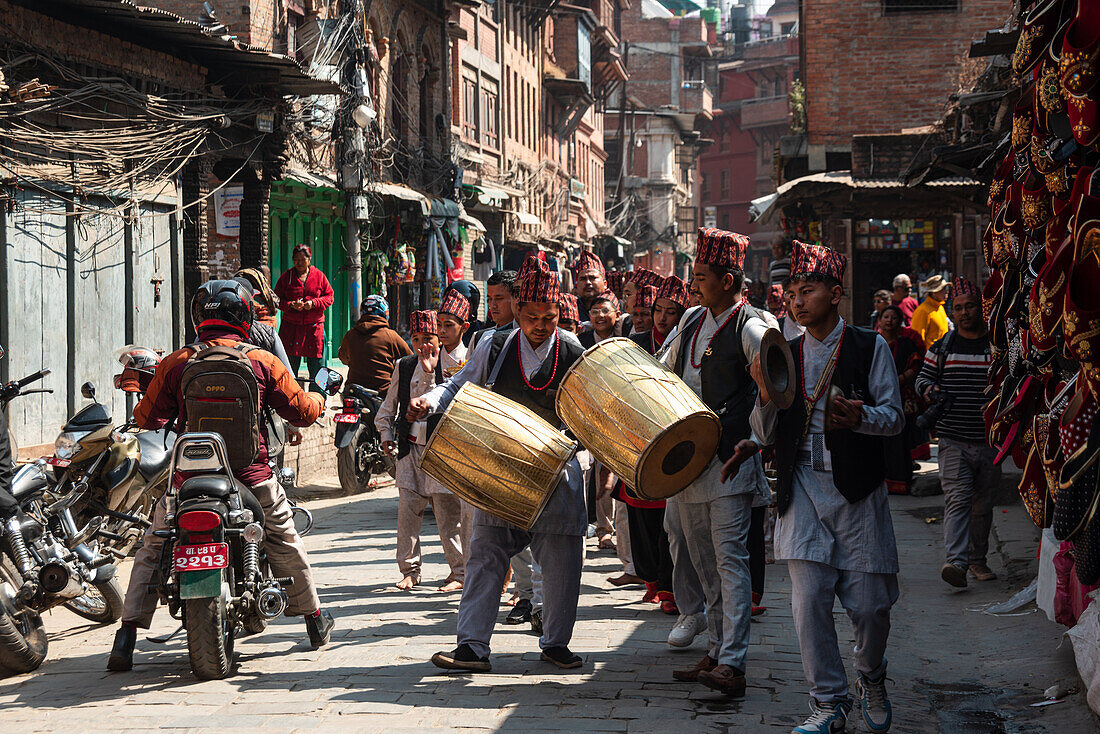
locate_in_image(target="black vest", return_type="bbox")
[629,330,656,356]
[394,354,444,459]
[674,303,759,462]
[488,329,584,426]
[774,325,885,515]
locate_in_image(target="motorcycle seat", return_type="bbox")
[178,475,236,502]
[344,384,380,405]
[136,430,173,480]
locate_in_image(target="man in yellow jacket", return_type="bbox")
[911,275,951,348]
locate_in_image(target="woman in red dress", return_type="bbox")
[274,244,335,386]
[877,304,927,493]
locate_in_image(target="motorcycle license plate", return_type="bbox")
[47,457,71,467]
[173,543,229,572]
[334,413,359,423]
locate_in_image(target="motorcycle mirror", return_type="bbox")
[313,367,344,397]
[80,381,96,400]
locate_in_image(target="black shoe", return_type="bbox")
[306,610,335,648]
[431,643,492,672]
[530,608,543,636]
[504,598,532,625]
[107,625,136,672]
[540,646,582,669]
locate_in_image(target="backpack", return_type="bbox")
[179,342,263,471]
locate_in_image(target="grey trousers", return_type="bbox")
[665,496,705,616]
[615,500,635,574]
[938,437,999,567]
[788,559,899,704]
[675,493,753,669]
[457,524,583,658]
[510,547,543,610]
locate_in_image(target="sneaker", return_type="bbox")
[856,673,892,733]
[941,562,967,588]
[505,598,532,625]
[968,563,996,581]
[306,609,335,648]
[431,643,491,672]
[792,699,850,734]
[667,612,706,648]
[540,645,582,669]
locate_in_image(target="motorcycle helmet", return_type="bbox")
[190,279,255,337]
[113,345,161,393]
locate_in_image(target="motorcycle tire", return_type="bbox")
[184,592,234,680]
[0,555,48,673]
[337,426,377,494]
[63,577,125,624]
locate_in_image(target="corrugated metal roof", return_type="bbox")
[11,0,342,96]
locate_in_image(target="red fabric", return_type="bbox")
[559,293,580,322]
[892,296,919,325]
[575,250,604,276]
[440,289,471,322]
[1054,541,1100,627]
[627,268,662,289]
[275,266,335,358]
[612,478,665,509]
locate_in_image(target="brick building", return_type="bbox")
[604,0,714,277]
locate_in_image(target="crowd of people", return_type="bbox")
[88,229,1002,734]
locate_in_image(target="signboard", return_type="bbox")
[703,206,717,228]
[214,186,244,237]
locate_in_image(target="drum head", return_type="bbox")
[634,411,720,500]
[760,328,797,410]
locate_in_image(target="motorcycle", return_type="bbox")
[335,384,394,493]
[155,368,341,680]
[0,370,124,673]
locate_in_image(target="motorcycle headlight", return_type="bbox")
[54,431,89,460]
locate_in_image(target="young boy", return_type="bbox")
[438,289,471,377]
[579,290,621,348]
[730,241,903,734]
[375,310,467,592]
[630,285,656,336]
[559,293,580,333]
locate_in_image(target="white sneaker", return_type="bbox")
[856,673,892,732]
[667,613,705,648]
[792,699,850,734]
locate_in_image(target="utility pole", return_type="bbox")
[339,0,367,319]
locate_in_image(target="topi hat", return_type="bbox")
[558,293,580,322]
[790,240,847,281]
[514,253,562,304]
[409,310,438,335]
[634,285,657,310]
[439,289,471,322]
[695,227,748,269]
[575,250,605,276]
[655,276,689,308]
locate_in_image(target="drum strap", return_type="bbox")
[486,329,521,388]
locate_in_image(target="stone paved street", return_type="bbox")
[1,473,1097,733]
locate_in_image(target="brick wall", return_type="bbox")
[140,0,278,50]
[803,0,1004,146]
[281,414,338,485]
[851,134,926,179]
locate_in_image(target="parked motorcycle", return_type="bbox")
[0,370,124,673]
[335,383,394,493]
[156,368,341,679]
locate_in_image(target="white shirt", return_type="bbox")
[442,341,468,378]
[374,358,443,445]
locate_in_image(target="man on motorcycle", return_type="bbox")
[107,281,334,671]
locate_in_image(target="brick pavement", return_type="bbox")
[0,474,1097,733]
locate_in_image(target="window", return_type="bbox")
[721,212,730,229]
[720,170,730,199]
[882,0,957,12]
[482,87,499,149]
[701,172,710,198]
[462,77,478,140]
[577,25,592,88]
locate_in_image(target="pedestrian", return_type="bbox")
[629,284,656,336]
[915,276,998,587]
[418,254,588,672]
[659,227,771,697]
[870,289,891,329]
[767,282,805,341]
[444,280,485,346]
[470,270,517,349]
[275,244,335,385]
[234,266,280,328]
[768,235,791,285]
[573,250,608,323]
[338,295,413,397]
[579,290,621,349]
[558,293,580,333]
[911,275,951,348]
[891,273,919,326]
[734,240,903,734]
[376,310,467,593]
[877,304,927,494]
[438,289,471,377]
[621,268,660,321]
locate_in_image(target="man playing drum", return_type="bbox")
[410,254,588,672]
[658,228,771,696]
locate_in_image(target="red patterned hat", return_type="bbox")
[409,310,438,335]
[953,276,979,299]
[575,250,605,276]
[634,285,657,310]
[592,289,621,312]
[655,275,689,308]
[439,289,471,322]
[695,227,749,269]
[789,240,847,281]
[293,243,312,258]
[514,254,561,304]
[607,271,626,299]
[559,293,580,322]
[627,268,662,289]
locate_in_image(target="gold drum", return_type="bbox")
[419,383,577,530]
[556,338,720,500]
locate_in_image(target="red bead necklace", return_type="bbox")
[519,333,560,391]
[689,301,745,369]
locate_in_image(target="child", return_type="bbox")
[438,289,471,377]
[558,293,580,333]
[729,241,903,734]
[630,285,656,335]
[375,310,467,592]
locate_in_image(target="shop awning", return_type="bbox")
[430,198,460,218]
[509,210,541,227]
[366,182,430,214]
[465,184,513,207]
[282,168,339,193]
[460,211,486,232]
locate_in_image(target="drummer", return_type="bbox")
[658,227,771,697]
[375,310,467,592]
[411,254,588,672]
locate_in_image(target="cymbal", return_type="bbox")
[760,327,797,410]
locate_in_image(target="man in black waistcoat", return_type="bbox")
[725,241,903,734]
[658,227,771,697]
[410,254,588,672]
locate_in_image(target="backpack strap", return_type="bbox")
[934,329,958,385]
[486,329,519,388]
